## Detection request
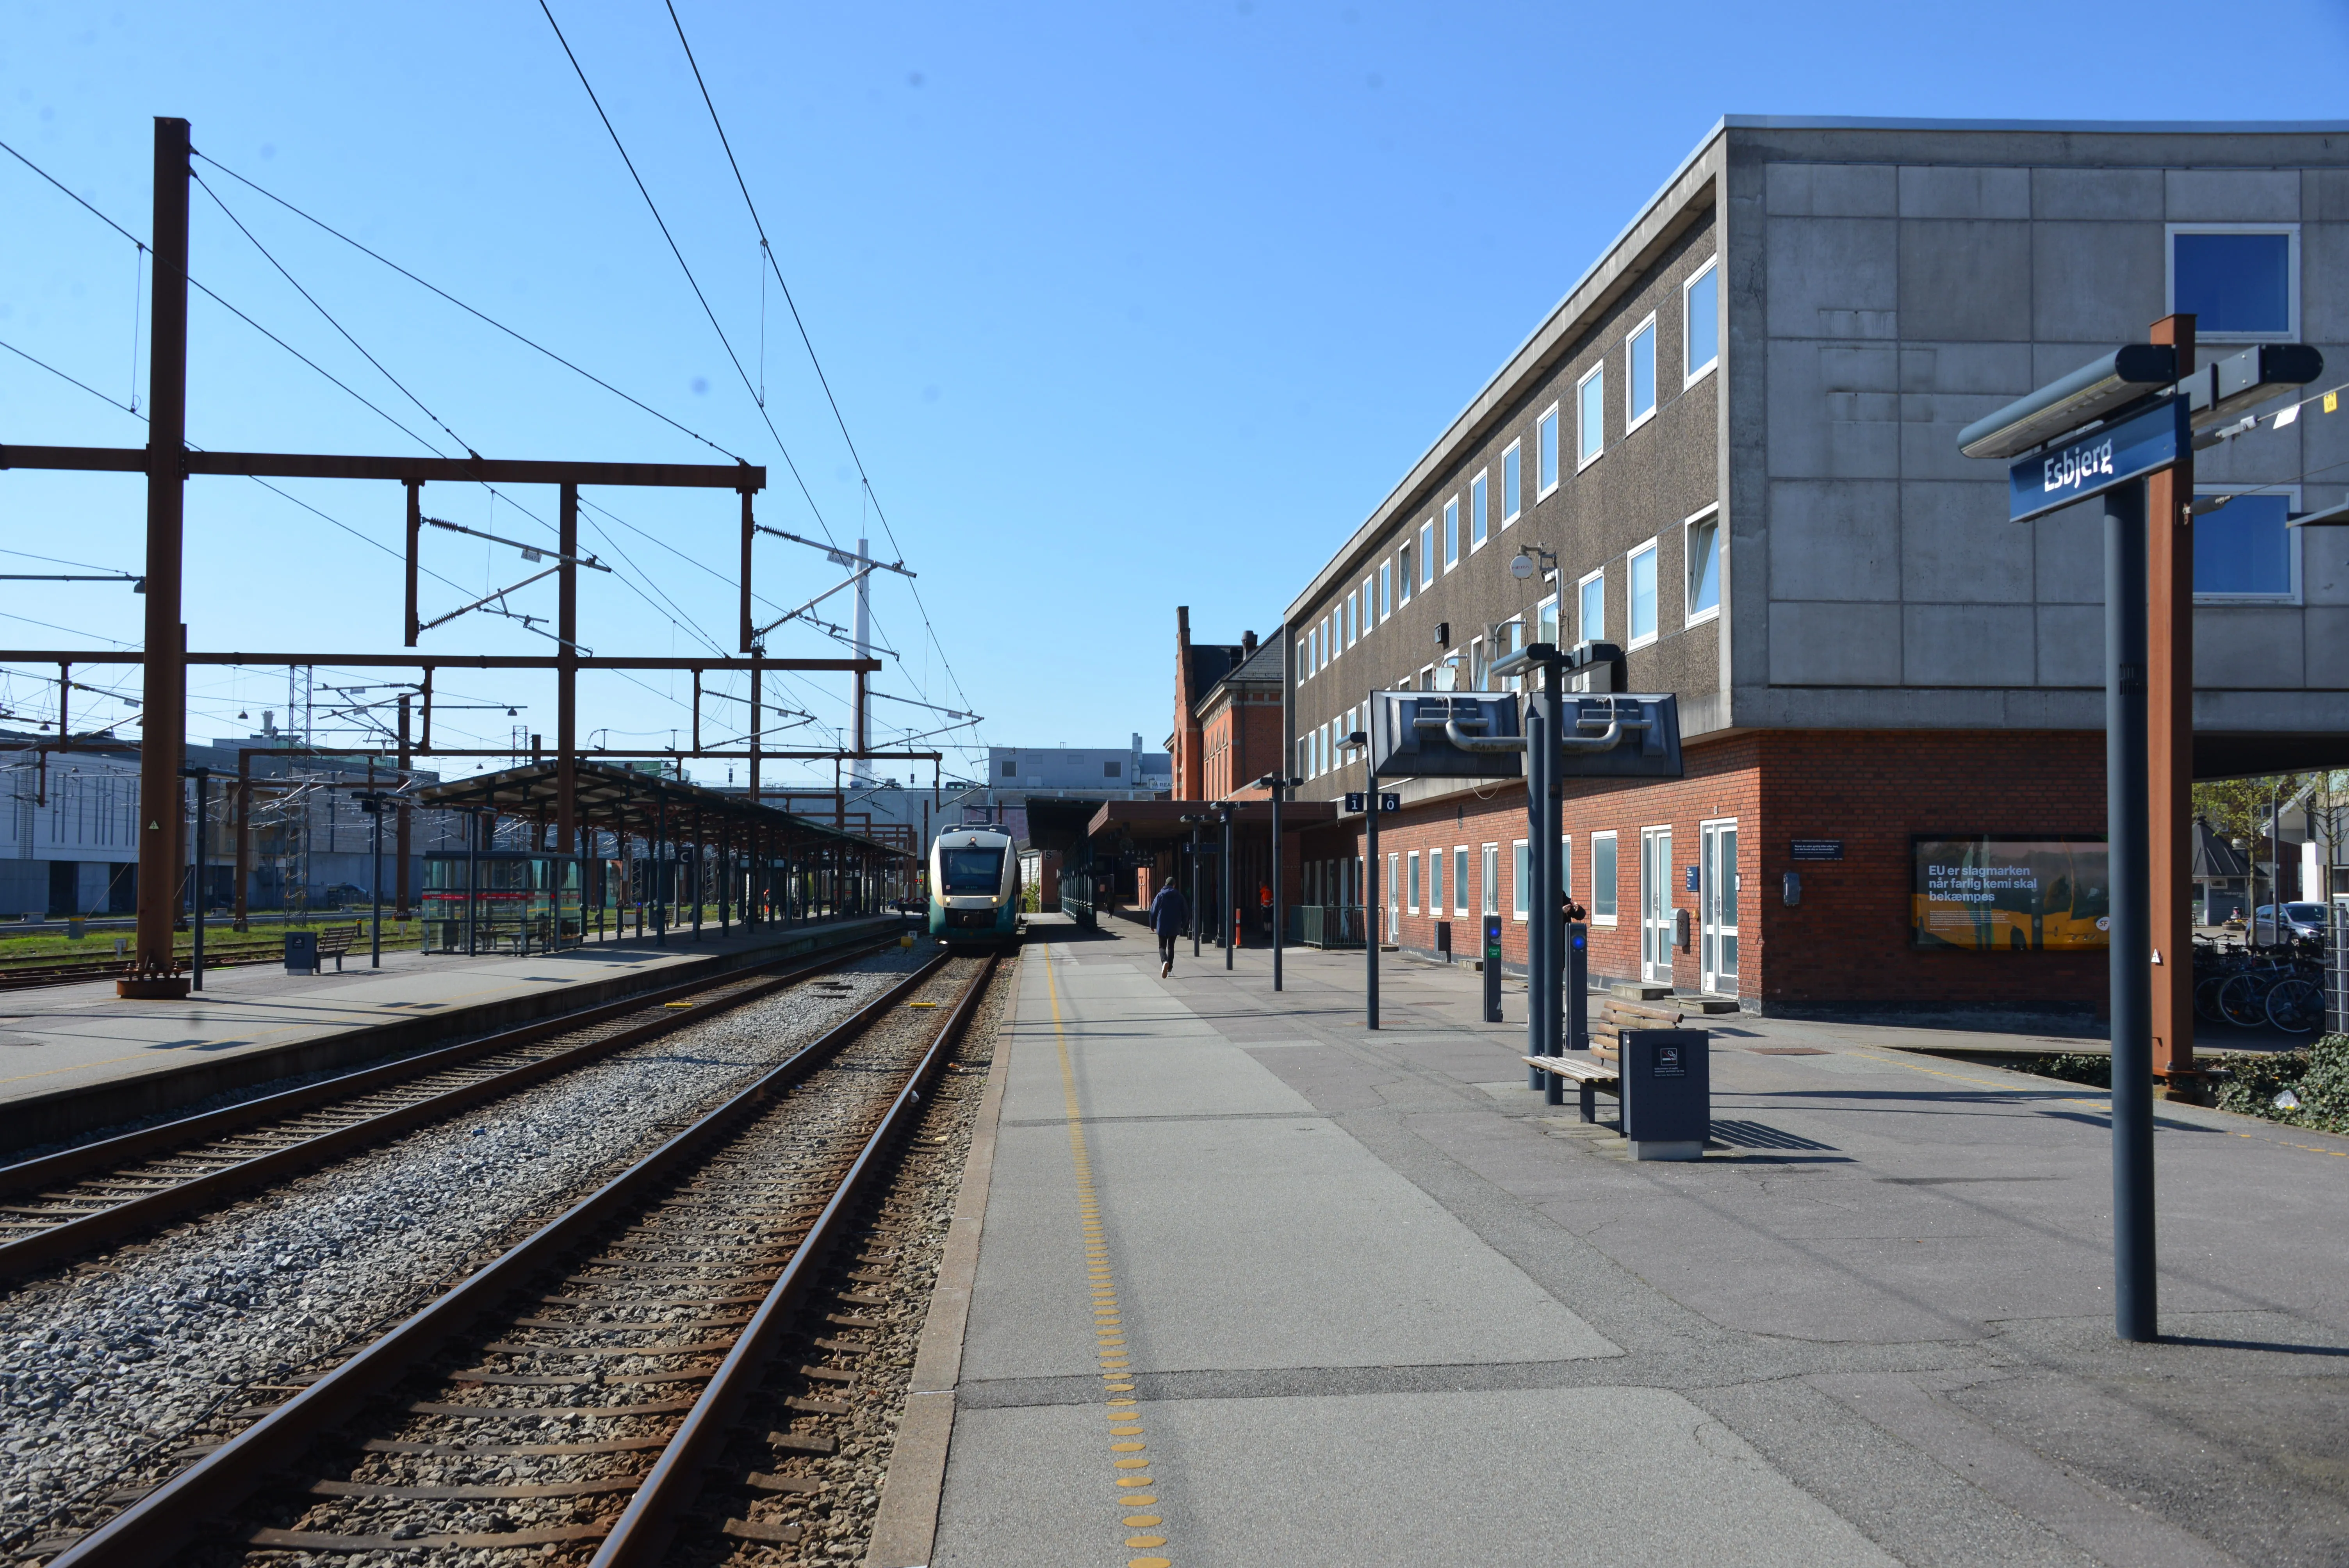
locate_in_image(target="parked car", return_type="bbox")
[2254,902,2329,944]
[322,883,369,909]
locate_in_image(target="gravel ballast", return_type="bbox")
[0,942,932,1554]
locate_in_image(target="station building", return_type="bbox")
[1278,116,2349,1017]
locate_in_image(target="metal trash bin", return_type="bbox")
[1619,1028,1710,1160]
[283,928,319,975]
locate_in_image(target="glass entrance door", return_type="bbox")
[1701,820,1738,995]
[1640,826,1673,985]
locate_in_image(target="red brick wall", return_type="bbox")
[1292,728,2106,1012]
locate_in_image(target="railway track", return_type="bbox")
[0,932,905,1283]
[43,948,993,1567]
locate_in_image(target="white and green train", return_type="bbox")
[928,827,1021,950]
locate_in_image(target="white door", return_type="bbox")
[1701,821,1739,994]
[1386,852,1400,939]
[1641,827,1674,985]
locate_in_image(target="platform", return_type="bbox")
[905,921,2349,1568]
[0,913,901,1153]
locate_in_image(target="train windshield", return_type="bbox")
[941,847,1005,894]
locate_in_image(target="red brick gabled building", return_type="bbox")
[1170,607,1251,802]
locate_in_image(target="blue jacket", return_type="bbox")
[1148,886,1190,937]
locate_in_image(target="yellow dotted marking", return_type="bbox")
[1046,944,1175,1566]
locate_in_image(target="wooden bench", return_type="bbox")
[314,923,363,971]
[1524,1052,1622,1125]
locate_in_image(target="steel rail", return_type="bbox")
[0,929,904,1281]
[594,951,996,1566]
[49,947,960,1568]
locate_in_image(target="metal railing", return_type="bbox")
[1292,904,1367,950]
[2330,897,2348,1035]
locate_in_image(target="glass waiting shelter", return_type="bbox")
[423,850,583,954]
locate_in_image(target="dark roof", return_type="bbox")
[2192,820,2253,880]
[1082,798,1337,845]
[1186,643,1245,700]
[415,760,911,859]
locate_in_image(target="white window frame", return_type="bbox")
[1387,852,1400,938]
[1379,560,1394,621]
[1398,545,1414,606]
[1443,497,1461,572]
[1419,520,1436,586]
[1590,830,1618,925]
[1627,538,1659,649]
[1499,617,1525,691]
[1297,737,1310,779]
[1417,662,1435,692]
[1407,850,1421,914]
[1467,634,1484,690]
[1576,567,1605,645]
[1682,505,1722,628]
[2166,223,2301,343]
[1625,312,1659,435]
[1536,403,1561,497]
[1360,578,1375,640]
[1452,845,1470,916]
[2192,483,2303,604]
[1346,592,1359,648]
[1482,843,1499,917]
[1427,846,1442,918]
[1576,363,1606,472]
[1501,440,1522,527]
[1536,592,1559,649]
[1562,834,1575,912]
[1297,636,1310,681]
[1322,615,1333,668]
[1683,257,1720,386]
[1511,839,1529,920]
[1470,470,1490,552]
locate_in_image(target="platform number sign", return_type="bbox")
[1345,792,1403,813]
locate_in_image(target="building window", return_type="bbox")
[1684,258,1720,383]
[1562,835,1574,911]
[1537,593,1559,647]
[1002,757,1018,778]
[1578,569,1604,643]
[1685,508,1721,624]
[1324,615,1335,666]
[1502,442,1521,526]
[1360,579,1374,640]
[1467,634,1485,689]
[1627,314,1658,432]
[2169,225,2298,340]
[1379,560,1394,619]
[1428,846,1442,917]
[1577,364,1605,469]
[1512,839,1529,920]
[1420,520,1436,587]
[1628,540,1658,647]
[1537,403,1560,496]
[1499,617,1525,691]
[2194,488,2299,601]
[1297,737,1310,778]
[1482,844,1499,916]
[1297,636,1309,679]
[1453,846,1469,916]
[1408,851,1420,914]
[1443,497,1461,572]
[1105,759,1121,778]
[1591,830,1617,923]
[1398,545,1413,606]
[1470,471,1489,551]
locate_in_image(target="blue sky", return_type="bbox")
[4,1,2346,788]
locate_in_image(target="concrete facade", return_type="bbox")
[1277,118,2349,1012]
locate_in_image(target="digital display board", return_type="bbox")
[1912,836,2109,951]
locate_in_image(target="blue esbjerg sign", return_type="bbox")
[2008,396,2188,524]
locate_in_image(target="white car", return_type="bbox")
[2254,902,2328,944]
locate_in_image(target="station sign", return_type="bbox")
[1790,839,1845,862]
[1343,791,1403,814]
[2008,396,2187,524]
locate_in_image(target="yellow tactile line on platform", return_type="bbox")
[1043,944,1174,1568]
[1851,1048,2349,1159]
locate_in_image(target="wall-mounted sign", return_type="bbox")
[1912,835,2110,951]
[2007,396,2187,524]
[1789,839,1844,862]
[1684,865,1700,892]
[1344,792,1403,814]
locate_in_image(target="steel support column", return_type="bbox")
[557,483,579,874]
[2147,314,2197,1092]
[2106,480,2157,1342]
[127,116,191,996]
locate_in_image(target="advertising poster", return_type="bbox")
[1912,836,2110,951]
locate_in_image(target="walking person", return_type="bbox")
[1149,879,1190,979]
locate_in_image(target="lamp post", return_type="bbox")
[356,789,387,968]
[179,766,210,991]
[1346,728,1379,1030]
[1181,815,1207,957]
[1255,773,1303,990]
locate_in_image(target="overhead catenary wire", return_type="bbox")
[534,0,836,542]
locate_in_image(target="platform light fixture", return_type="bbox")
[1958,344,2178,460]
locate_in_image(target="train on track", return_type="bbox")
[928,827,1021,950]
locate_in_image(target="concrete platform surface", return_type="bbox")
[921,924,2349,1568]
[0,914,896,1146]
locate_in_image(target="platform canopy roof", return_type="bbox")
[1082,798,1338,846]
[415,760,912,859]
